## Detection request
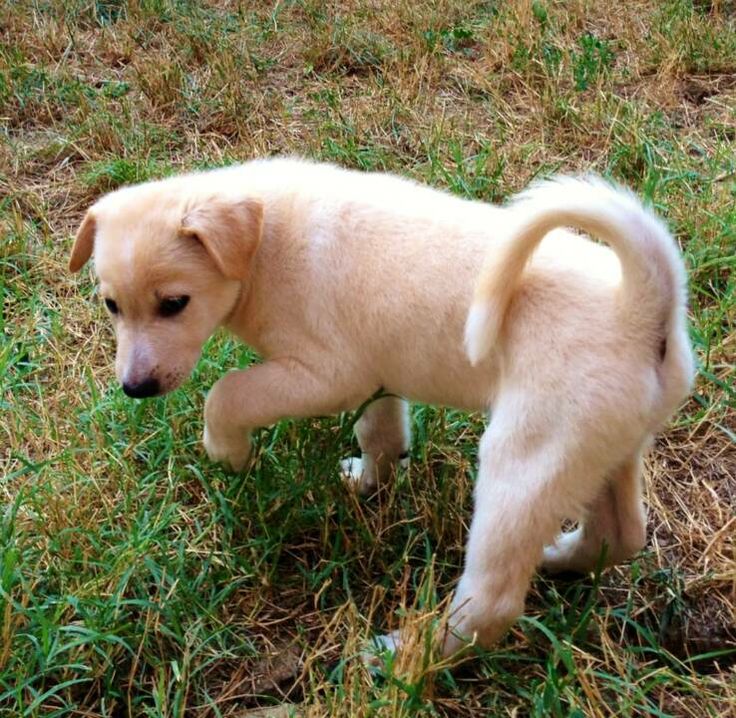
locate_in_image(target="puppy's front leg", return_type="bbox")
[204,358,347,471]
[342,395,411,494]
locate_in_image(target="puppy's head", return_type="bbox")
[70,179,262,397]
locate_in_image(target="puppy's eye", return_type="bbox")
[159,295,190,318]
[104,298,119,315]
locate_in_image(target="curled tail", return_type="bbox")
[465,175,690,363]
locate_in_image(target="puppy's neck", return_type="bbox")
[223,280,247,326]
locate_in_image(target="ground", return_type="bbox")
[0,1,734,716]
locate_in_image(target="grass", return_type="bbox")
[1,0,734,715]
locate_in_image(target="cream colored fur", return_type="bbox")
[70,158,695,657]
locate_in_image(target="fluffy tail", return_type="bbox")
[464,176,690,376]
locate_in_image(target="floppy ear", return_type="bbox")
[181,198,263,280]
[69,210,96,272]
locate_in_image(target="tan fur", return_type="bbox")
[70,158,695,658]
[69,210,96,272]
[181,197,264,280]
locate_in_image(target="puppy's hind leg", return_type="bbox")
[341,395,410,495]
[542,451,648,574]
[440,404,614,657]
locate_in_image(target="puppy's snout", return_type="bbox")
[122,377,160,399]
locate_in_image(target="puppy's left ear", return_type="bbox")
[181,198,263,280]
[69,210,96,272]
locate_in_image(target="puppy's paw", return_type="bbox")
[340,454,409,496]
[541,544,575,574]
[203,423,252,472]
[540,529,595,575]
[340,457,376,496]
[361,630,401,669]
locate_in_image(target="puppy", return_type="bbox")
[70,158,694,656]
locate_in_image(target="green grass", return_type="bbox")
[1,0,734,716]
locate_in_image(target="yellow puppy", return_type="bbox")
[70,158,694,656]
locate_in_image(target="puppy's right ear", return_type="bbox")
[69,211,97,272]
[181,198,263,281]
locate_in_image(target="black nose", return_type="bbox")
[122,378,160,398]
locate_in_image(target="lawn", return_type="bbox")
[1,1,734,716]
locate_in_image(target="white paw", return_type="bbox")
[340,456,363,482]
[541,543,566,571]
[541,528,591,574]
[361,630,401,668]
[340,454,410,495]
[203,423,252,472]
[340,457,375,496]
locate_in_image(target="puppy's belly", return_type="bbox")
[381,359,497,412]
